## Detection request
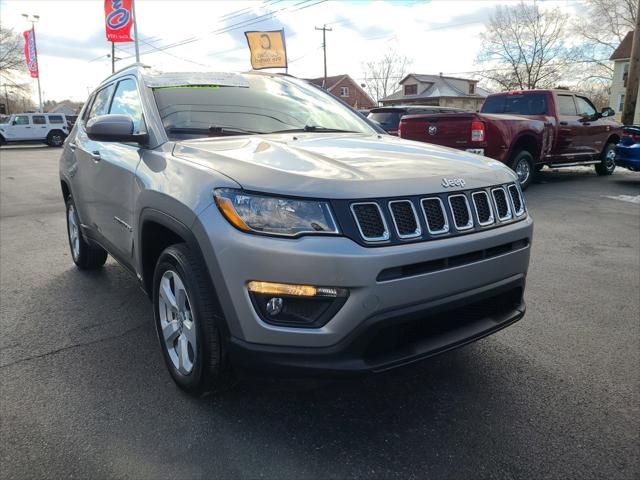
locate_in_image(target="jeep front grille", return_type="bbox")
[448,194,473,230]
[471,191,494,226]
[492,187,512,221]
[347,182,526,245]
[421,198,449,234]
[388,200,421,238]
[350,202,389,241]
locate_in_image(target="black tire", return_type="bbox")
[595,142,616,176]
[46,130,65,147]
[65,196,108,269]
[509,150,535,190]
[153,243,233,396]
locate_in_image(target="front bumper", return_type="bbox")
[194,203,533,353]
[228,276,525,376]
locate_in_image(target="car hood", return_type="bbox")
[172,133,516,199]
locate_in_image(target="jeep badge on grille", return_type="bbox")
[441,178,466,188]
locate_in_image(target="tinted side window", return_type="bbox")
[32,115,46,124]
[48,115,64,124]
[88,85,115,120]
[109,79,144,134]
[557,95,577,116]
[14,115,29,125]
[481,93,547,115]
[575,96,596,117]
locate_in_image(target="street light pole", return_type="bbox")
[22,13,43,113]
[132,0,140,62]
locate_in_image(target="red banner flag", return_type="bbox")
[104,0,133,42]
[23,28,38,79]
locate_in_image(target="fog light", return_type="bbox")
[247,281,348,328]
[266,297,283,316]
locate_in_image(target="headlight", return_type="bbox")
[214,189,339,237]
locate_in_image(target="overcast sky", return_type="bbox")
[2,0,582,103]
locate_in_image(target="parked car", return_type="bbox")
[398,90,623,189]
[0,112,69,147]
[368,105,469,135]
[614,125,640,172]
[60,65,533,395]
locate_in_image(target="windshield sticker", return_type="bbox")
[143,72,249,88]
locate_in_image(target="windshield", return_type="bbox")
[0,115,10,124]
[152,74,375,138]
[481,93,548,115]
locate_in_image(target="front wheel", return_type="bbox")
[595,143,616,176]
[509,150,534,190]
[153,244,233,396]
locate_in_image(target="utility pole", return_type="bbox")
[22,13,43,113]
[132,0,140,62]
[622,1,640,125]
[315,24,332,87]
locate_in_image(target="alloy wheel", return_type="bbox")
[158,270,197,375]
[605,148,616,171]
[515,157,531,185]
[67,203,80,260]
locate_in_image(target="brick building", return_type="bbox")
[306,74,376,109]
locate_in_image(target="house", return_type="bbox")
[306,74,376,109]
[381,73,489,110]
[609,31,640,124]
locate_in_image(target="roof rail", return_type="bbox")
[98,62,152,86]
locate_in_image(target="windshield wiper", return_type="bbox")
[167,126,259,137]
[271,125,360,134]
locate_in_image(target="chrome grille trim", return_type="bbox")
[508,184,525,216]
[350,202,390,242]
[420,197,449,235]
[491,187,513,221]
[471,191,495,226]
[388,200,421,239]
[447,194,474,231]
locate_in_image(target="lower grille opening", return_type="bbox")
[376,238,529,282]
[364,287,523,362]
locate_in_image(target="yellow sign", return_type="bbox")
[245,30,288,70]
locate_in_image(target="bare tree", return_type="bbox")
[363,49,412,104]
[0,26,27,80]
[476,2,574,91]
[572,0,637,79]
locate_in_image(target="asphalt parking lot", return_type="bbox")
[0,145,638,479]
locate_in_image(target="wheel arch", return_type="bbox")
[509,133,540,163]
[604,134,621,150]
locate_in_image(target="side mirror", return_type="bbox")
[86,114,147,144]
[11,120,17,125]
[600,107,615,118]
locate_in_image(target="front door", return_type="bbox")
[90,77,145,261]
[7,115,32,140]
[553,93,584,162]
[574,95,608,157]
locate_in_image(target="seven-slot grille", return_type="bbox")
[349,183,525,243]
[350,202,389,241]
[388,200,421,238]
[421,198,448,234]
[472,191,494,225]
[491,187,512,220]
[448,194,474,230]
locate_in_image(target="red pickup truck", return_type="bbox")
[398,90,623,188]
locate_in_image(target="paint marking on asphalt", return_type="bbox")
[602,194,640,204]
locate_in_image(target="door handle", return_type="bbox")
[583,122,591,126]
[68,142,76,151]
[559,121,568,126]
[90,151,101,162]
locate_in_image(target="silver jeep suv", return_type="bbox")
[59,65,533,395]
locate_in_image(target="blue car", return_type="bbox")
[615,126,640,171]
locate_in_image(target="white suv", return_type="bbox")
[0,113,70,147]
